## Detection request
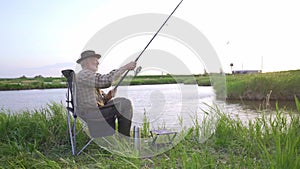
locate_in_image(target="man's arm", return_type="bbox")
[95,61,136,88]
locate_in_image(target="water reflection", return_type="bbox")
[116,84,213,131]
[226,99,297,112]
[0,85,297,119]
[0,89,66,112]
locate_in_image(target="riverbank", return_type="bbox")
[0,74,211,91]
[0,101,300,168]
[1,69,299,101]
[0,76,66,90]
[226,69,300,101]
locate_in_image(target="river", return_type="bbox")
[0,84,297,129]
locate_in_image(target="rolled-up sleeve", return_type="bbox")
[95,69,125,88]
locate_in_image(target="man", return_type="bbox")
[76,50,136,137]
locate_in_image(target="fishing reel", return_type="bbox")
[134,66,142,76]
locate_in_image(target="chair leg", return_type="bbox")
[73,118,77,155]
[68,112,95,156]
[76,138,94,155]
[67,111,76,155]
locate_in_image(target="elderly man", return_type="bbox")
[76,50,136,137]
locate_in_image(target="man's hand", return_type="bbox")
[123,61,136,71]
[105,88,117,102]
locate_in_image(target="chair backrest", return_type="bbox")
[61,69,77,117]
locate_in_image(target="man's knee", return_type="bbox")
[114,97,133,119]
[113,97,132,108]
[122,98,132,109]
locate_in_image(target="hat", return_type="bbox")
[76,50,101,63]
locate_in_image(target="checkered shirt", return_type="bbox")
[75,68,124,111]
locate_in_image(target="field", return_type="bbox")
[1,99,300,168]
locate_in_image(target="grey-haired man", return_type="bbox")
[76,50,136,137]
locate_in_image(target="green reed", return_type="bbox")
[0,99,299,168]
[226,69,300,100]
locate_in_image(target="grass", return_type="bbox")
[1,69,299,101]
[0,76,66,90]
[226,69,300,100]
[0,98,300,168]
[123,74,211,86]
[0,74,211,91]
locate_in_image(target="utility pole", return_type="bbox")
[230,63,234,74]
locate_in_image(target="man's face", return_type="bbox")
[86,57,99,72]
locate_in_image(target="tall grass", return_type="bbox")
[0,100,299,168]
[226,70,300,100]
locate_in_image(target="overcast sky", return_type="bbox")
[0,0,299,77]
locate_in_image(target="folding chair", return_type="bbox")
[62,69,177,155]
[62,69,115,155]
[62,69,84,155]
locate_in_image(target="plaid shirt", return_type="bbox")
[75,68,125,112]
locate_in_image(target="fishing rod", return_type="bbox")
[113,0,184,90]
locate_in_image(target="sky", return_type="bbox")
[0,0,299,78]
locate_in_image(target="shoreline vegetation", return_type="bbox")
[0,100,300,168]
[0,69,299,101]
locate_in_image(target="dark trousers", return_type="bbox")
[99,97,133,137]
